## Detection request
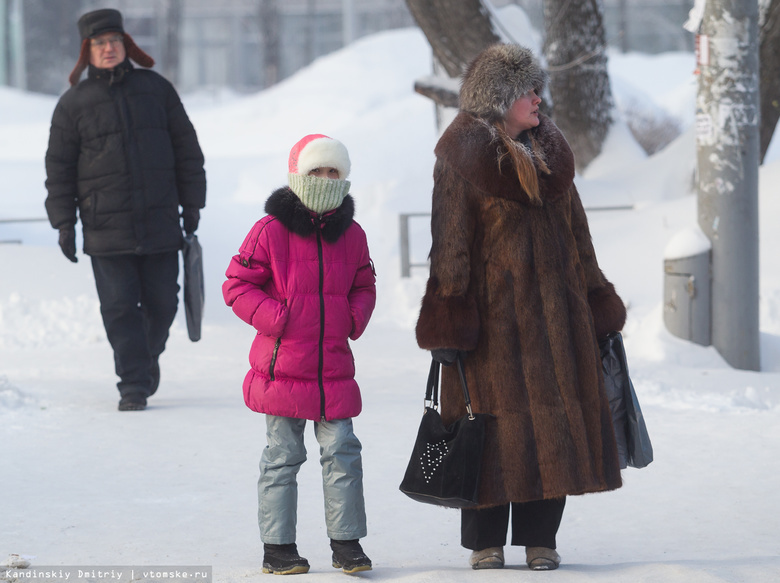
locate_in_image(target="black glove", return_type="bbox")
[431,348,459,367]
[58,227,77,263]
[182,207,200,235]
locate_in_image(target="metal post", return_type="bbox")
[0,0,7,85]
[196,17,206,86]
[342,0,355,46]
[399,213,433,277]
[618,0,628,53]
[9,0,25,89]
[695,0,760,370]
[399,213,411,278]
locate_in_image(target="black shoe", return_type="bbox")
[148,358,160,396]
[118,393,147,411]
[330,539,372,574]
[262,543,310,575]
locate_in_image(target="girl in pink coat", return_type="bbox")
[223,135,376,575]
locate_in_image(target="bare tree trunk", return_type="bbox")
[759,0,780,162]
[405,0,500,78]
[543,0,614,171]
[260,0,280,88]
[406,0,614,170]
[405,0,500,119]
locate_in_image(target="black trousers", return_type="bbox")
[91,252,179,397]
[461,497,566,550]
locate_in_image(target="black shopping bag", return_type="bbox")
[600,331,653,469]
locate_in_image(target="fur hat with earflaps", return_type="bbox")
[459,43,547,123]
[287,134,352,215]
[69,8,155,86]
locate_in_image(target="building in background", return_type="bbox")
[3,0,693,96]
[3,0,414,95]
[126,0,415,93]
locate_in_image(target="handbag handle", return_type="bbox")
[425,356,475,420]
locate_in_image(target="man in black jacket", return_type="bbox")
[45,9,206,411]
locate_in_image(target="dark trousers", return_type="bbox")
[91,252,179,397]
[461,497,566,550]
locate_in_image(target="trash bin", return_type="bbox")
[663,228,711,346]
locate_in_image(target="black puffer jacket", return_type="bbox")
[45,59,206,256]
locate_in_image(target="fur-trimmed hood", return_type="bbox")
[434,111,575,205]
[265,186,354,243]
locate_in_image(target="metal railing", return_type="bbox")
[399,212,431,278]
[0,217,49,245]
[399,204,634,278]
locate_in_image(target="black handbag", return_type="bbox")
[600,331,653,469]
[399,357,493,508]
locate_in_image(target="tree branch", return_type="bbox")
[413,75,460,109]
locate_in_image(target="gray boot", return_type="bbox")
[526,547,561,570]
[469,547,504,569]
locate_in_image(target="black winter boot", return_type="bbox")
[148,357,160,396]
[262,543,310,575]
[118,392,147,411]
[330,539,372,574]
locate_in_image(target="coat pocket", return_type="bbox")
[269,337,282,381]
[79,192,96,228]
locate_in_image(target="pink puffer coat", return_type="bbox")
[223,188,376,421]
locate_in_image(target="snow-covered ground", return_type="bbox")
[2,11,780,583]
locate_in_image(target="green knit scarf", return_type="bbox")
[288,173,351,215]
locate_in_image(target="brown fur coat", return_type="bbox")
[416,111,626,506]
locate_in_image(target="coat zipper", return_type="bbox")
[114,82,146,246]
[316,223,327,421]
[269,337,282,381]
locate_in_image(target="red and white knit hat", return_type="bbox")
[288,134,351,179]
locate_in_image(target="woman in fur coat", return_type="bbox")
[415,44,626,571]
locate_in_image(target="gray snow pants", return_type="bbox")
[258,415,367,544]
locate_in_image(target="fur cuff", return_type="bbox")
[588,280,627,341]
[415,278,480,351]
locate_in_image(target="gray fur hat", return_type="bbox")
[459,43,547,122]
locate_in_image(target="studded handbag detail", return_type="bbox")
[399,357,494,508]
